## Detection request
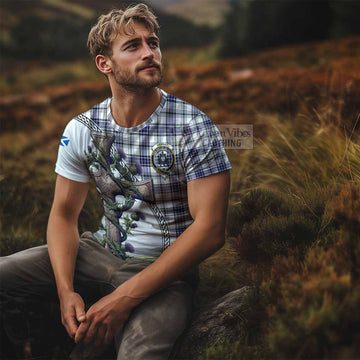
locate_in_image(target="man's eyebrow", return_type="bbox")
[121,35,159,48]
[121,37,140,48]
[147,36,159,42]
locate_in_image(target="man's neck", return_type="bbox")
[110,86,162,128]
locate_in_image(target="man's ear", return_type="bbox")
[95,55,112,75]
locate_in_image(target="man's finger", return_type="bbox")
[75,302,86,322]
[93,323,107,349]
[82,322,98,345]
[104,327,115,345]
[75,320,90,343]
[62,312,78,339]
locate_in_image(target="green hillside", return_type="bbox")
[147,0,229,26]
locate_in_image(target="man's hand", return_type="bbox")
[74,290,137,350]
[59,291,86,340]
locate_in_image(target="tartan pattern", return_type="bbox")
[56,89,232,258]
[75,113,172,254]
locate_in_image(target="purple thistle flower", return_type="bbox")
[135,163,142,174]
[116,147,126,160]
[130,223,138,228]
[125,242,135,253]
[87,145,92,153]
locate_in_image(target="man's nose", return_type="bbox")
[141,42,154,60]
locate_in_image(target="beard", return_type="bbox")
[112,61,163,90]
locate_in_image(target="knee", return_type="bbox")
[0,245,50,292]
[127,281,194,337]
[117,286,193,360]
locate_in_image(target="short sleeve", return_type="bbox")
[55,119,91,183]
[180,114,232,182]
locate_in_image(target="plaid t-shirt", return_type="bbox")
[55,89,232,259]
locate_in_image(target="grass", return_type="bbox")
[220,106,360,359]
[0,58,102,96]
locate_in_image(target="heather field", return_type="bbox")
[1,36,360,358]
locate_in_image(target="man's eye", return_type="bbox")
[125,44,138,50]
[149,41,159,49]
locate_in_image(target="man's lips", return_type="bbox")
[139,65,160,71]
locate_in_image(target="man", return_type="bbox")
[1,3,231,359]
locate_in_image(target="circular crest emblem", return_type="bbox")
[151,144,175,175]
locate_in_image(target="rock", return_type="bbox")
[172,286,264,359]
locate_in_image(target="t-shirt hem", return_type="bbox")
[186,164,232,182]
[125,254,158,262]
[55,168,90,183]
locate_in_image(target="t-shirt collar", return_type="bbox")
[107,88,168,132]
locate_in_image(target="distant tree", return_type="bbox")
[246,0,333,51]
[8,17,90,60]
[218,0,248,57]
[158,14,216,49]
[218,0,335,58]
[330,0,360,37]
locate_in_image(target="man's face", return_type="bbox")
[109,22,163,90]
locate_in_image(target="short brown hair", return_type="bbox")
[87,3,159,58]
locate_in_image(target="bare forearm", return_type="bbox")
[115,220,224,302]
[46,176,89,339]
[46,176,88,299]
[47,213,79,297]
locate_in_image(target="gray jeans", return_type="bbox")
[0,232,198,359]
